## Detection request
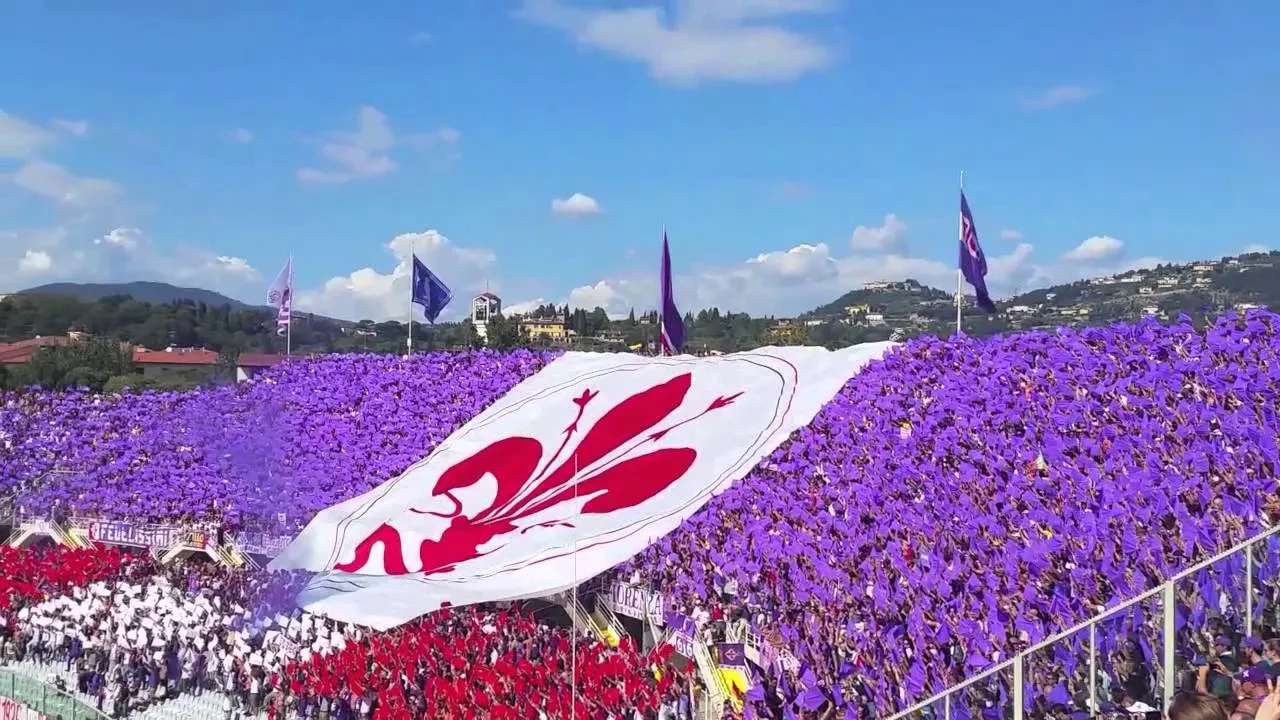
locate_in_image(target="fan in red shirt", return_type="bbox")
[277,604,688,719]
[0,545,138,632]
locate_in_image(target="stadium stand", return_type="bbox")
[2,312,1280,719]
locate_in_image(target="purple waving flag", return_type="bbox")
[659,231,685,355]
[959,191,997,313]
[411,254,453,324]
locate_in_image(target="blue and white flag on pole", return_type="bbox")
[411,255,453,323]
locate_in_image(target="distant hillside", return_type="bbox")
[17,281,355,326]
[19,281,248,308]
[805,279,953,318]
[801,250,1280,343]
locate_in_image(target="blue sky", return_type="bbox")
[0,0,1275,321]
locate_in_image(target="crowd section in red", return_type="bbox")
[0,545,140,627]
[274,608,685,720]
[0,546,694,720]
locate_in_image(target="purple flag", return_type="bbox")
[411,254,453,324]
[959,191,997,313]
[659,231,684,355]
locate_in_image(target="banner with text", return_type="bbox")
[608,582,664,625]
[0,697,50,720]
[77,519,176,549]
[662,611,696,657]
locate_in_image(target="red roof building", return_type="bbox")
[0,336,73,365]
[235,353,283,369]
[131,348,220,365]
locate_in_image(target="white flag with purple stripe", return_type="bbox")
[267,258,293,337]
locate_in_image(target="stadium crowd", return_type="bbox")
[2,312,1280,718]
[0,547,692,720]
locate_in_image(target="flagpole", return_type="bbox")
[407,241,414,357]
[286,255,293,356]
[571,452,578,720]
[955,171,965,336]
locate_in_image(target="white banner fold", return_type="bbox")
[270,343,897,630]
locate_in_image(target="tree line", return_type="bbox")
[0,294,846,391]
[0,288,1104,393]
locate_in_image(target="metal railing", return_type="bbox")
[692,637,731,719]
[565,593,606,642]
[887,522,1280,720]
[0,669,110,720]
[230,531,294,557]
[595,600,628,645]
[3,471,75,524]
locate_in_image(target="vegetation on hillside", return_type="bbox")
[4,249,1277,392]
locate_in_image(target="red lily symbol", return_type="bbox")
[335,372,743,576]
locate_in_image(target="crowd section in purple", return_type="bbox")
[2,312,1278,716]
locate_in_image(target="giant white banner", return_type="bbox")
[271,343,897,629]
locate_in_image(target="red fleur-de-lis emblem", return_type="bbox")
[334,373,743,576]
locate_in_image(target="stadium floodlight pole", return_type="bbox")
[955,171,965,336]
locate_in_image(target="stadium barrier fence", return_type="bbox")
[0,669,109,720]
[886,522,1280,720]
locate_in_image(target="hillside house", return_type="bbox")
[520,317,569,343]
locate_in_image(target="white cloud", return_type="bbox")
[51,119,89,137]
[1240,244,1270,255]
[551,192,602,217]
[503,298,550,316]
[0,113,124,216]
[1023,84,1094,110]
[556,218,1159,318]
[519,0,837,85]
[0,112,58,159]
[231,128,254,143]
[1000,229,1024,241]
[402,126,461,150]
[1063,235,1124,263]
[568,280,633,314]
[208,256,259,278]
[10,161,122,209]
[298,230,496,321]
[849,214,907,253]
[298,106,457,185]
[0,227,65,289]
[18,250,53,274]
[0,220,270,299]
[94,227,142,250]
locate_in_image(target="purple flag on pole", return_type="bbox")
[411,254,453,324]
[659,231,684,355]
[959,191,997,313]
